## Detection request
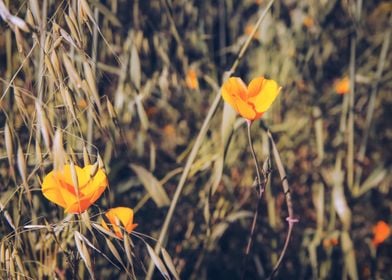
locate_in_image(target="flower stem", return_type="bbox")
[242,120,266,278]
[246,120,264,195]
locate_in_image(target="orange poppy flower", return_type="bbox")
[221,77,281,121]
[334,76,350,94]
[101,207,138,239]
[372,221,391,246]
[42,164,108,214]
[186,69,199,90]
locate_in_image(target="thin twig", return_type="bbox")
[145,1,276,278]
[266,130,298,279]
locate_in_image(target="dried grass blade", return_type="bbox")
[105,238,124,266]
[62,53,82,89]
[130,44,141,90]
[146,243,170,280]
[4,122,15,179]
[53,129,66,171]
[76,230,121,270]
[130,164,170,207]
[74,231,95,280]
[17,143,31,201]
[91,223,119,240]
[161,248,180,280]
[123,234,134,267]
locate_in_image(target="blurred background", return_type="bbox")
[0,0,391,279]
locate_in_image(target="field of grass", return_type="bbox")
[0,0,391,279]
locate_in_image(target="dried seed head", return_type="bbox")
[14,253,25,276]
[97,153,104,170]
[13,86,28,120]
[79,0,94,23]
[83,146,90,166]
[69,161,80,196]
[60,85,76,119]
[25,8,35,26]
[4,122,14,169]
[68,6,78,32]
[83,62,101,109]
[65,14,82,48]
[35,142,42,166]
[29,0,41,25]
[52,36,63,49]
[106,98,117,121]
[44,35,51,53]
[50,50,62,79]
[62,53,82,89]
[14,27,25,54]
[17,143,27,185]
[53,129,65,171]
[44,54,57,81]
[9,15,30,32]
[90,161,99,178]
[0,241,5,264]
[60,28,80,49]
[35,101,52,151]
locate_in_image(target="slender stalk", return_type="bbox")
[247,120,263,194]
[267,130,298,279]
[241,120,267,279]
[145,1,276,278]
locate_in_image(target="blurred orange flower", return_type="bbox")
[186,69,199,90]
[334,76,350,94]
[303,16,314,29]
[372,221,390,246]
[42,164,108,214]
[221,77,281,121]
[323,237,339,248]
[101,207,138,239]
[244,24,259,40]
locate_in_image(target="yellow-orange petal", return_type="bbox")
[247,77,265,98]
[42,170,68,208]
[222,77,256,120]
[64,196,93,214]
[235,96,257,120]
[372,221,391,246]
[103,207,138,239]
[248,78,280,113]
[221,77,248,103]
[101,219,122,238]
[80,167,108,197]
[55,165,90,192]
[42,164,108,213]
